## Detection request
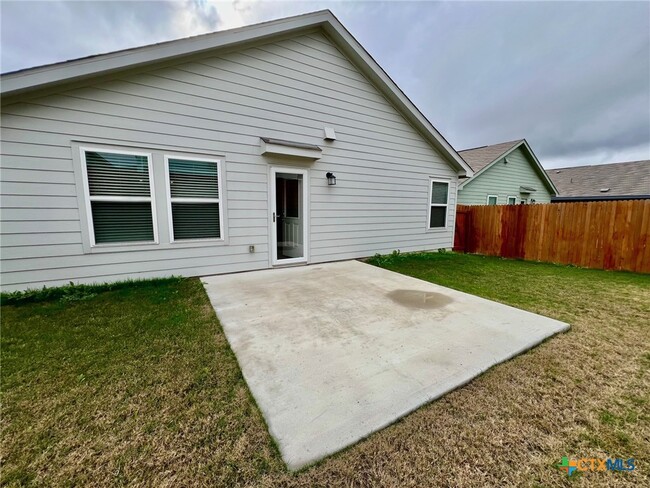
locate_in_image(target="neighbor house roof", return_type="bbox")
[457,139,558,194]
[0,10,472,176]
[546,160,650,199]
[458,139,523,173]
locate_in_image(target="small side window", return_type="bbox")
[81,148,156,245]
[507,196,517,205]
[428,180,449,228]
[487,195,498,205]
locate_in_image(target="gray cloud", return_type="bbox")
[1,1,648,167]
[0,1,220,70]
[361,1,650,167]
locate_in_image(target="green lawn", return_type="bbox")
[2,253,649,486]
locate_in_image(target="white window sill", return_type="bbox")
[169,238,227,248]
[89,241,160,253]
[87,238,228,253]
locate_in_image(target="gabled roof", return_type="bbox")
[458,139,558,194]
[458,140,522,173]
[546,160,650,198]
[0,10,472,176]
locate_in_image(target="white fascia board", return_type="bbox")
[319,21,473,177]
[520,139,559,195]
[0,11,333,97]
[1,10,471,177]
[457,141,526,189]
[457,139,559,195]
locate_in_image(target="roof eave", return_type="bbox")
[519,139,559,195]
[1,10,334,97]
[458,139,557,194]
[318,19,472,176]
[551,195,650,202]
[0,10,472,177]
[458,140,523,188]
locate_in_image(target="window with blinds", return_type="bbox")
[166,157,222,241]
[83,149,156,245]
[428,180,449,228]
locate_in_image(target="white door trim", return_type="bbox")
[270,166,309,266]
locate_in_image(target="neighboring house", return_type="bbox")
[0,10,472,292]
[546,160,650,202]
[457,139,557,205]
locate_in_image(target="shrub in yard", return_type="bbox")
[0,277,184,306]
[367,250,454,267]
[366,250,403,267]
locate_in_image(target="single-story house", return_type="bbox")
[546,160,650,202]
[0,10,473,292]
[457,139,557,205]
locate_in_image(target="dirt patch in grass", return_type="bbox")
[2,254,649,486]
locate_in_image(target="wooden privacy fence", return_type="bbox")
[453,200,650,273]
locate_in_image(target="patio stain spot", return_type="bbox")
[387,289,453,309]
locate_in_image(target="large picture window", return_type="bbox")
[82,148,156,245]
[428,180,449,228]
[165,156,222,241]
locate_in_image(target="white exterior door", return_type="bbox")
[271,167,308,265]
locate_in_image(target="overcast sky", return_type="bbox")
[2,1,649,168]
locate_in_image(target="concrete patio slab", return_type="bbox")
[201,260,569,470]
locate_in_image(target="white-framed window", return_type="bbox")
[487,195,498,205]
[507,196,517,205]
[80,147,157,246]
[428,179,449,228]
[164,156,223,242]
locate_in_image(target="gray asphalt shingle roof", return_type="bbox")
[546,160,650,197]
[457,139,523,173]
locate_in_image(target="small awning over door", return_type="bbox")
[260,137,322,161]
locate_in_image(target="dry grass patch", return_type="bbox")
[1,279,283,487]
[2,254,648,487]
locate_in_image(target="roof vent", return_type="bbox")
[600,188,610,193]
[555,170,561,173]
[323,127,336,141]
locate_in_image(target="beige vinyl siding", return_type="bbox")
[457,147,553,205]
[0,32,457,291]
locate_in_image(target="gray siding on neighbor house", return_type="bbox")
[457,147,552,205]
[0,32,457,291]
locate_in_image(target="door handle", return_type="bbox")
[273,212,276,223]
